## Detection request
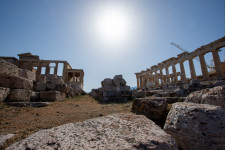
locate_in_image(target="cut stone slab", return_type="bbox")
[33,82,46,92]
[132,97,184,126]
[185,85,225,109]
[6,113,178,150]
[36,75,46,83]
[40,91,65,102]
[0,87,10,101]
[0,74,33,90]
[164,102,225,150]
[0,58,18,76]
[0,134,14,149]
[6,89,33,102]
[6,102,49,107]
[18,68,36,81]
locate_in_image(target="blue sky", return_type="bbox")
[0,0,224,92]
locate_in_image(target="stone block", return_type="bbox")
[36,75,46,83]
[103,91,115,97]
[101,78,113,87]
[6,89,33,102]
[46,83,56,91]
[33,82,46,92]
[102,86,116,91]
[0,74,33,90]
[164,102,225,150]
[6,114,178,150]
[18,68,36,81]
[0,58,18,76]
[40,91,65,102]
[46,74,64,84]
[0,87,10,101]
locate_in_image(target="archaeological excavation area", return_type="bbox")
[1,37,225,150]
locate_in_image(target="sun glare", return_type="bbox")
[93,7,131,46]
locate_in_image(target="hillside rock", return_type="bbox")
[40,91,65,102]
[7,113,178,150]
[185,85,225,109]
[164,102,225,150]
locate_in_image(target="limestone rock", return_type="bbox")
[18,68,36,81]
[164,102,225,150]
[101,78,113,87]
[0,87,10,101]
[40,91,65,102]
[46,74,64,84]
[7,113,178,150]
[0,58,18,76]
[46,83,57,91]
[135,91,145,98]
[6,89,33,102]
[185,85,225,109]
[0,74,33,90]
[33,82,46,92]
[0,134,14,149]
[132,97,183,126]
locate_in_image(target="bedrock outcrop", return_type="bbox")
[7,113,178,150]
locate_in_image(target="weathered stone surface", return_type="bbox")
[0,58,18,76]
[135,91,145,98]
[7,113,178,150]
[132,97,183,126]
[46,83,57,91]
[6,102,49,107]
[0,74,33,90]
[46,74,64,84]
[40,91,65,102]
[33,82,46,92]
[185,85,225,109]
[101,78,113,87]
[6,89,33,102]
[0,134,14,149]
[36,75,46,83]
[30,91,40,101]
[0,87,10,101]
[164,102,225,150]
[18,68,36,81]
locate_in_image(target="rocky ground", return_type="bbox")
[0,95,132,149]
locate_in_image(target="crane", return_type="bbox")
[171,42,214,71]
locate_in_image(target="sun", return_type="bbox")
[93,7,131,46]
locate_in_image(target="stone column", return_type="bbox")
[199,54,209,79]
[45,63,50,74]
[36,63,42,75]
[54,63,58,75]
[80,74,84,90]
[166,67,170,84]
[73,72,75,82]
[212,49,224,78]
[136,77,140,89]
[140,76,143,89]
[172,65,178,83]
[179,62,186,83]
[155,72,159,87]
[160,69,164,85]
[62,62,68,81]
[189,58,197,80]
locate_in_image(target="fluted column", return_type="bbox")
[136,77,140,89]
[160,69,164,85]
[140,76,143,89]
[172,65,178,83]
[54,63,58,75]
[212,49,224,78]
[189,58,197,80]
[180,61,186,82]
[72,73,75,82]
[199,54,209,79]
[45,63,50,74]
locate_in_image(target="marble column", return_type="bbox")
[54,63,58,75]
[140,76,143,89]
[36,63,42,75]
[160,69,164,85]
[189,58,197,80]
[73,73,75,82]
[199,54,209,79]
[62,62,68,81]
[45,63,50,74]
[212,49,224,78]
[136,77,140,89]
[172,65,178,83]
[179,61,186,82]
[166,67,170,84]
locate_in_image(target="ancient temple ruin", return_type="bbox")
[135,36,225,90]
[1,52,84,90]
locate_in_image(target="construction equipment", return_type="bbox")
[171,42,214,70]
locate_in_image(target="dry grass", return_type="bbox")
[0,95,133,149]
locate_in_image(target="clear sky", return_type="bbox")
[0,0,224,92]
